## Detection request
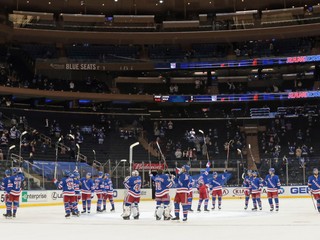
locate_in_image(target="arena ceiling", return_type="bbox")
[0,0,319,15]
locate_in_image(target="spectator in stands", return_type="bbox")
[9,126,19,141]
[295,146,302,160]
[175,148,182,159]
[40,140,48,154]
[173,84,179,94]
[296,129,303,145]
[301,144,308,156]
[234,48,241,57]
[97,129,105,144]
[11,116,17,126]
[195,79,202,90]
[189,128,196,140]
[76,132,84,144]
[0,120,4,133]
[169,85,174,94]
[0,133,8,146]
[69,81,75,91]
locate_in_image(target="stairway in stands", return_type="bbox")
[243,124,265,170]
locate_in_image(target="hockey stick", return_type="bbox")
[199,130,209,162]
[309,191,317,210]
[226,140,234,168]
[156,141,170,175]
[237,148,247,180]
[248,144,259,175]
[54,137,63,179]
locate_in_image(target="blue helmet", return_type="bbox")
[64,170,71,177]
[5,169,11,176]
[247,169,253,175]
[213,172,218,177]
[105,173,110,178]
[200,169,206,174]
[12,168,18,175]
[98,171,104,177]
[252,171,258,176]
[182,165,190,172]
[73,172,80,178]
[313,168,319,174]
[86,172,92,177]
[269,168,275,173]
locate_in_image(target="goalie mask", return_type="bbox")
[132,170,139,176]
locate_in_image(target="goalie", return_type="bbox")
[122,170,142,220]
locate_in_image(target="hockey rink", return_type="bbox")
[0,198,319,240]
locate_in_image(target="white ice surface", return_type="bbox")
[1,198,319,240]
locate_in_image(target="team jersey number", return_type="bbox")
[14,180,21,190]
[155,182,162,191]
[134,184,141,192]
[67,182,73,190]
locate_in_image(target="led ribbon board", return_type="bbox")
[154,54,320,70]
[153,91,320,103]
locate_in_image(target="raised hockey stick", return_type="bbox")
[226,140,234,168]
[248,144,259,175]
[54,137,63,179]
[156,141,170,174]
[237,148,247,180]
[199,130,209,161]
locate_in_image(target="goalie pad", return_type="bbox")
[121,206,131,217]
[156,205,164,219]
[164,205,171,218]
[132,204,139,218]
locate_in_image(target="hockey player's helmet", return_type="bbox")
[269,168,275,173]
[313,168,319,174]
[5,169,11,176]
[12,168,18,175]
[64,170,71,177]
[132,170,139,176]
[182,165,190,172]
